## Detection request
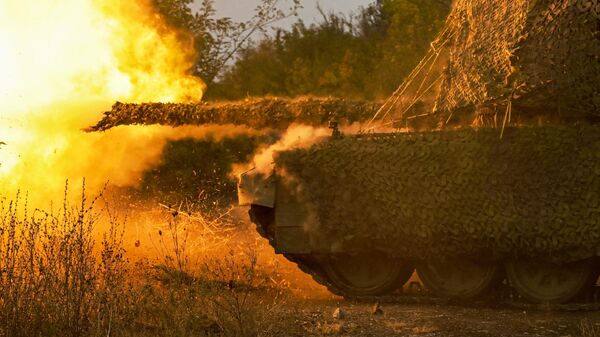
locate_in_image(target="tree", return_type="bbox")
[370,0,448,94]
[209,0,450,100]
[152,0,301,88]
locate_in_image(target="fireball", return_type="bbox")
[0,0,205,204]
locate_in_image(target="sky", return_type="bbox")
[191,0,374,28]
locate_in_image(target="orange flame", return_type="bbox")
[0,0,205,204]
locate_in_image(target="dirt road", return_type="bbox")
[268,298,599,336]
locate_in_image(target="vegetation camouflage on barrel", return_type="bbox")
[274,126,600,262]
[435,0,600,118]
[89,97,379,132]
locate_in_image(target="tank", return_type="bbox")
[238,0,600,304]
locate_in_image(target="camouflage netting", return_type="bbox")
[88,97,379,132]
[275,126,600,262]
[434,0,600,120]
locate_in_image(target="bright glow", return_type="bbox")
[0,0,206,204]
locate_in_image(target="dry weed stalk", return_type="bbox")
[200,248,287,337]
[0,181,128,337]
[148,201,287,337]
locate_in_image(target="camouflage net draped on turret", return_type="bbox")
[434,0,599,119]
[88,97,379,132]
[274,126,600,262]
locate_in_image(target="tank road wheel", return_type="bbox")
[322,252,413,297]
[416,260,502,300]
[505,259,597,304]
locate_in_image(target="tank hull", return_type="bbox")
[240,126,600,262]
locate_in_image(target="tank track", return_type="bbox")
[249,206,600,312]
[285,254,600,312]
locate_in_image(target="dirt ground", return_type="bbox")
[259,246,600,337]
[265,297,600,337]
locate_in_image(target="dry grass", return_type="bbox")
[0,182,127,337]
[580,319,600,337]
[0,184,288,337]
[411,325,439,334]
[314,322,345,335]
[138,202,288,337]
[385,320,409,333]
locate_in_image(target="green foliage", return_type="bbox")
[152,0,301,86]
[209,0,449,100]
[373,0,448,94]
[137,135,263,207]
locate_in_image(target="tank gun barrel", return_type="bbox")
[87,97,379,132]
